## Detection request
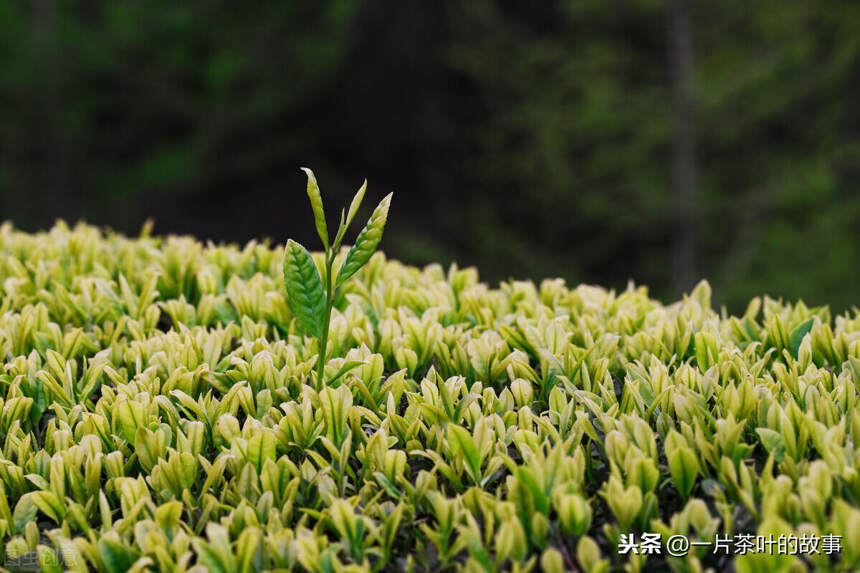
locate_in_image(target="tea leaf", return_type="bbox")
[98,537,139,573]
[789,317,814,358]
[13,494,38,533]
[336,193,392,288]
[345,179,367,231]
[755,428,786,462]
[247,431,277,472]
[447,424,481,483]
[284,239,326,337]
[301,167,329,249]
[667,447,699,498]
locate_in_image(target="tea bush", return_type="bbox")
[0,218,858,572]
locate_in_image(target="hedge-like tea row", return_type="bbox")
[0,221,858,572]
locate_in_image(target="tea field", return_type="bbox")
[0,221,858,572]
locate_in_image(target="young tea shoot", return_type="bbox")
[283,168,392,386]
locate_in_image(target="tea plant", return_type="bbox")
[284,168,391,387]
[0,183,857,572]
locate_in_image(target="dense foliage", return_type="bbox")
[0,223,858,571]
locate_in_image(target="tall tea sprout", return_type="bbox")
[284,168,392,386]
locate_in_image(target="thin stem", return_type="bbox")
[316,249,335,388]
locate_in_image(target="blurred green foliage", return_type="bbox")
[0,0,858,311]
[0,1,356,229]
[444,1,860,311]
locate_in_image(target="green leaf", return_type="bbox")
[12,493,37,533]
[329,499,358,545]
[667,447,699,498]
[789,317,814,358]
[755,428,786,462]
[847,356,860,386]
[320,385,353,447]
[114,397,145,444]
[284,239,326,337]
[335,193,392,288]
[514,466,550,515]
[194,542,230,573]
[345,180,367,231]
[97,538,140,573]
[247,431,277,472]
[37,545,64,573]
[236,527,262,573]
[373,471,402,498]
[301,167,329,249]
[135,426,166,473]
[326,360,366,387]
[447,424,481,483]
[332,179,369,250]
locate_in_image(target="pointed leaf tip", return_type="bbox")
[345,179,368,231]
[302,168,329,249]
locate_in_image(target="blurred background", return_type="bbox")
[0,1,858,312]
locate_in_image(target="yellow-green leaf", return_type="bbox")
[345,179,367,230]
[335,193,392,288]
[247,431,277,472]
[301,167,329,249]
